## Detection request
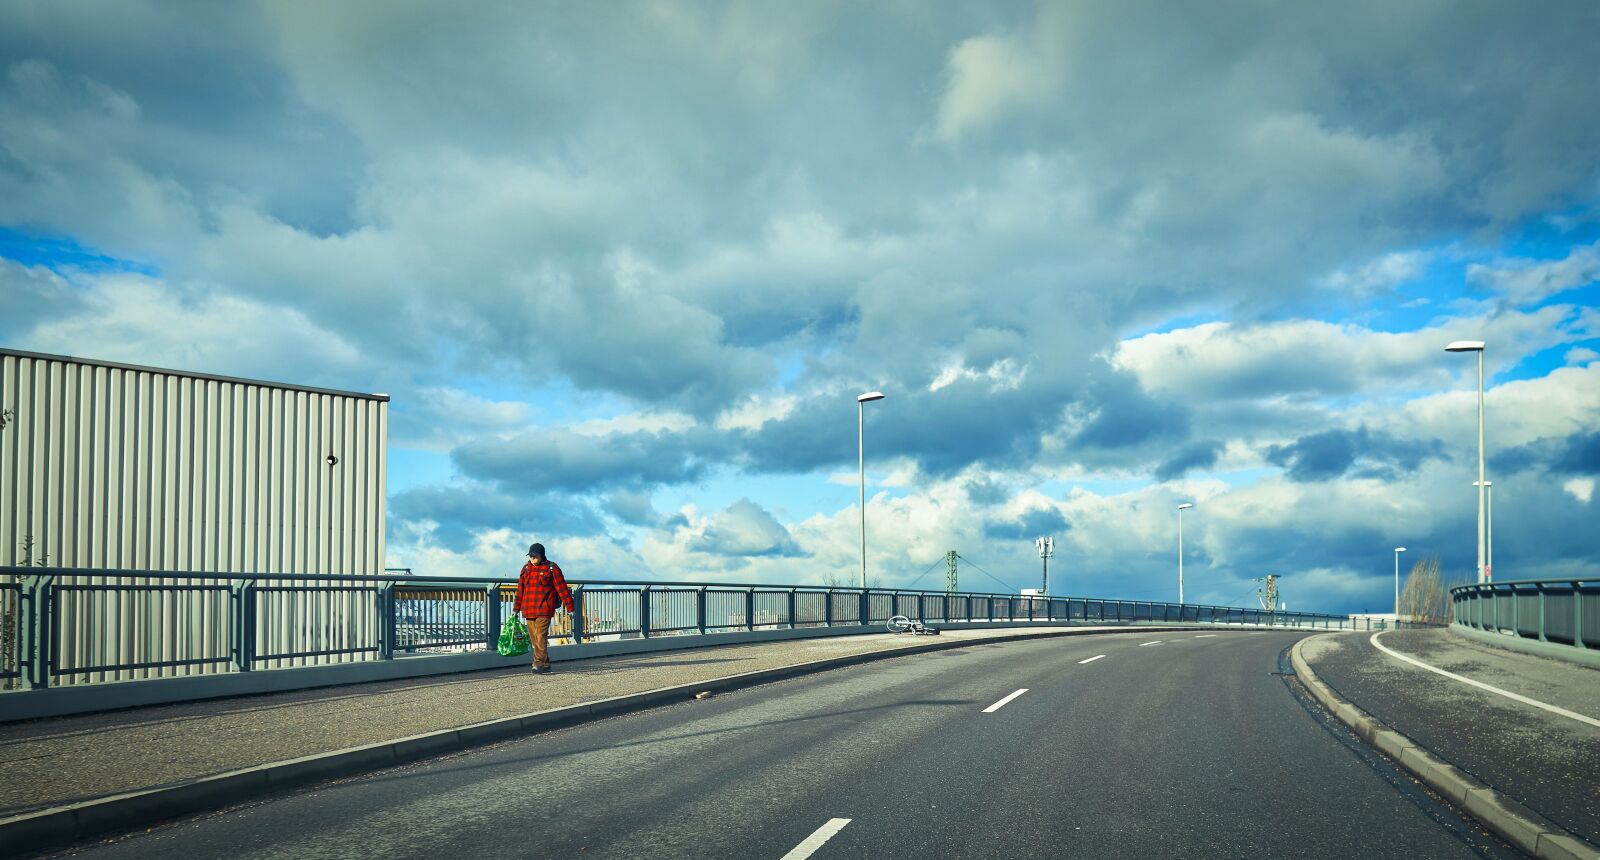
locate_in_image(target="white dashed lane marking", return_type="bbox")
[982,688,1030,713]
[781,818,852,860]
[1078,654,1106,664]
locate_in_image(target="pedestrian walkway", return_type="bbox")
[0,626,1138,818]
[1300,627,1600,847]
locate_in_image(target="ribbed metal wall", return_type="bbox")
[0,350,388,574]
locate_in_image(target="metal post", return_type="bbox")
[788,588,797,629]
[379,582,395,660]
[859,589,869,626]
[859,401,866,590]
[640,586,651,639]
[1476,349,1486,583]
[697,586,707,635]
[1538,582,1546,642]
[1576,582,1586,649]
[824,589,833,627]
[570,585,585,644]
[486,584,502,651]
[746,588,756,632]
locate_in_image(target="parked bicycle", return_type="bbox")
[886,614,941,635]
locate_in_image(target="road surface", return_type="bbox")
[54,631,1518,859]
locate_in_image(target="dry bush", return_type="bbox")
[1397,555,1469,625]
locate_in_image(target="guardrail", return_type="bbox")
[1451,577,1598,649]
[0,565,1405,692]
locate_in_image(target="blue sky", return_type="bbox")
[3,1,1598,613]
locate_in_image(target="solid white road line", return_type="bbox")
[1138,641,1162,647]
[983,688,1030,713]
[1078,654,1106,664]
[1370,632,1600,729]
[781,818,852,860]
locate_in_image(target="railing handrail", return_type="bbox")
[1451,577,1600,592]
[0,566,1355,620]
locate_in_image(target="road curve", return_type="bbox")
[55,631,1518,859]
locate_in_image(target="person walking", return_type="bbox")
[513,542,575,674]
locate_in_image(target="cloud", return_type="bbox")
[1154,440,1224,482]
[1320,250,1431,298]
[1467,240,1600,305]
[1265,427,1446,483]
[983,505,1070,541]
[451,426,716,495]
[388,482,606,552]
[691,498,803,558]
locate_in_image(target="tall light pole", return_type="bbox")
[1393,547,1406,617]
[857,391,885,590]
[1177,503,1194,604]
[1445,340,1487,582]
[1475,480,1493,580]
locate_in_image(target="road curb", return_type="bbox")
[1,624,1225,857]
[1290,634,1600,860]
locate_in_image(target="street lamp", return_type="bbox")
[1393,547,1406,617]
[1445,340,1487,583]
[1475,480,1493,580]
[1177,503,1194,604]
[857,391,885,590]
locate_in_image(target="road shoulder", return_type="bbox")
[1292,633,1600,860]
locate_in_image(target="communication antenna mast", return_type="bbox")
[1257,575,1279,612]
[1035,537,1054,596]
[946,550,958,594]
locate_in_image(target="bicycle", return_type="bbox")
[886,614,941,635]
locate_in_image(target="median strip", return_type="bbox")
[982,689,1029,713]
[781,818,851,860]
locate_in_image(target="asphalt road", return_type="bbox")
[54,631,1519,859]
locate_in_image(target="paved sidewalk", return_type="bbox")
[0,626,1142,818]
[1301,627,1600,846]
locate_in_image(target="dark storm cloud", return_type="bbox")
[1266,428,1447,483]
[452,427,717,494]
[1493,429,1600,476]
[389,483,605,552]
[1154,440,1224,482]
[605,488,689,530]
[983,506,1070,541]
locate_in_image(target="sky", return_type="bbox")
[2,1,1598,614]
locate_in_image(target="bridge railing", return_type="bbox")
[1451,577,1599,648]
[0,565,1404,692]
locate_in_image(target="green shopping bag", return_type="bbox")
[496,614,531,656]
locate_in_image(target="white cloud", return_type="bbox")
[1564,478,1594,504]
[1467,240,1600,305]
[1111,307,1592,401]
[1320,250,1431,297]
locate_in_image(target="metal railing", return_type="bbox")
[1452,577,1598,648]
[0,565,1403,692]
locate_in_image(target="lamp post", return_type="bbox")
[1177,503,1194,604]
[857,391,885,590]
[1475,480,1493,580]
[1393,547,1406,618]
[1445,340,1487,583]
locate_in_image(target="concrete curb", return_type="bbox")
[1290,634,1600,860]
[1,624,1218,857]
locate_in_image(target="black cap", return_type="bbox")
[528,543,545,558]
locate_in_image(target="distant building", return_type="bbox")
[0,348,389,574]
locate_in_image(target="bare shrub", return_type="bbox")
[1398,555,1469,625]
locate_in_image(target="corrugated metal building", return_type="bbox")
[0,348,388,574]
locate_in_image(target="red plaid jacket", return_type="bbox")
[514,559,574,618]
